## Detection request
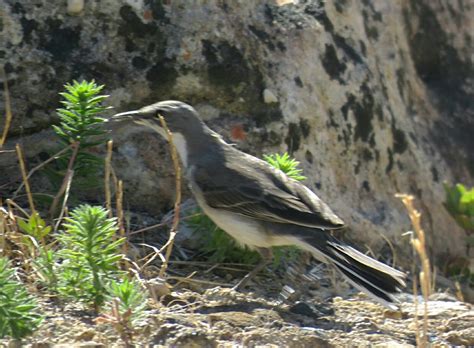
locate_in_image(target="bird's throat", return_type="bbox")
[170,132,189,168]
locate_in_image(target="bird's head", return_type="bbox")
[110,100,203,138]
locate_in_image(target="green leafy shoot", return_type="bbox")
[443,182,474,232]
[0,257,43,339]
[98,278,148,346]
[53,80,109,147]
[263,152,307,181]
[17,213,57,288]
[105,278,148,324]
[17,212,52,247]
[57,205,125,310]
[443,182,474,286]
[32,249,58,290]
[47,80,110,187]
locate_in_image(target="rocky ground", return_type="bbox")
[2,259,472,348]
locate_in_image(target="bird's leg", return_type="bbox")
[232,247,273,291]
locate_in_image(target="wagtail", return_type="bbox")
[112,100,406,309]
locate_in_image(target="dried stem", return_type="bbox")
[5,198,28,218]
[13,144,74,198]
[116,179,126,258]
[158,114,182,278]
[139,243,165,270]
[412,271,420,347]
[49,141,80,219]
[53,169,74,233]
[0,206,10,257]
[396,193,431,348]
[105,140,113,218]
[96,298,134,347]
[15,144,36,215]
[0,67,12,148]
[5,199,31,270]
[128,212,201,236]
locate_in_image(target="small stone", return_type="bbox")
[276,0,296,6]
[280,285,298,301]
[67,0,84,15]
[373,341,413,347]
[289,302,318,318]
[263,89,278,104]
[31,342,51,348]
[76,342,105,348]
[383,309,403,320]
[147,277,171,300]
[332,296,343,303]
[8,340,22,348]
[75,329,96,342]
[443,328,474,346]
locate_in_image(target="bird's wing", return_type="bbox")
[193,153,345,230]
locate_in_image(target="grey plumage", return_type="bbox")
[112,100,406,309]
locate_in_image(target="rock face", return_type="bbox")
[2,0,473,266]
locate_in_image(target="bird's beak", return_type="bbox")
[108,110,141,122]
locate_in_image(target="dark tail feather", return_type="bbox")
[304,236,406,309]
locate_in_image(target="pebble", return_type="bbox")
[67,0,84,15]
[263,89,278,104]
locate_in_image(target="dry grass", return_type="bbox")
[12,145,74,199]
[15,144,36,216]
[396,193,431,348]
[49,141,80,220]
[157,114,182,278]
[105,140,114,218]
[116,179,125,251]
[0,66,12,148]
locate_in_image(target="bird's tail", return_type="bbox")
[302,235,406,309]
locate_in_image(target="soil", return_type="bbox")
[2,261,473,348]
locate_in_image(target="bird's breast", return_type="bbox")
[188,177,273,249]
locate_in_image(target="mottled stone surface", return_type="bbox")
[1,0,473,266]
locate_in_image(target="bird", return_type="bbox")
[111,100,406,309]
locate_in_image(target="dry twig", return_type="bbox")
[96,298,134,348]
[15,144,36,215]
[53,170,74,233]
[49,141,80,219]
[116,179,126,256]
[158,114,182,278]
[396,193,431,348]
[127,212,201,237]
[0,66,12,147]
[105,140,114,218]
[12,144,74,198]
[0,207,12,257]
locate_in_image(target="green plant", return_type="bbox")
[105,278,147,324]
[46,80,110,189]
[443,182,474,232]
[189,153,305,265]
[263,152,307,181]
[17,213,57,288]
[54,80,109,144]
[0,257,43,339]
[17,212,52,250]
[57,205,125,310]
[443,182,474,286]
[97,278,148,347]
[32,249,58,290]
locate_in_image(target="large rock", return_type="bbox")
[2,0,473,267]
